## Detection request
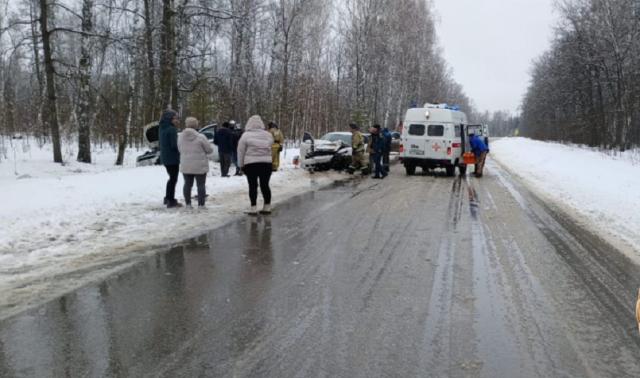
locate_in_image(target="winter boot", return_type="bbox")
[167,200,183,208]
[260,204,272,215]
[247,206,258,215]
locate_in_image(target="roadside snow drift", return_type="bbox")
[0,141,342,318]
[492,138,640,262]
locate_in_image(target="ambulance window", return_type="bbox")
[428,125,444,136]
[408,124,425,136]
[454,125,461,137]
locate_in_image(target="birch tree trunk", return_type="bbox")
[76,0,95,163]
[38,0,63,163]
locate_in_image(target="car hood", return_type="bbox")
[312,139,344,151]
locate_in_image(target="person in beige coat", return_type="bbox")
[268,122,284,171]
[178,117,213,207]
[237,115,274,215]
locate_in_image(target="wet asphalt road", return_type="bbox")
[2,162,640,377]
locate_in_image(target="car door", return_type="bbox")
[424,124,447,160]
[404,123,427,158]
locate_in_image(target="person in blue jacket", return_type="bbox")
[214,122,235,177]
[159,109,182,207]
[469,133,489,178]
[369,124,386,179]
[381,127,392,174]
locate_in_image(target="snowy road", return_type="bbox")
[2,161,640,377]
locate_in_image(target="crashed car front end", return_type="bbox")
[300,140,352,172]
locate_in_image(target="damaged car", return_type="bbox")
[136,122,219,166]
[299,131,369,172]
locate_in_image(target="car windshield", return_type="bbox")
[320,133,351,145]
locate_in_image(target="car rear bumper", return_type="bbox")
[401,157,456,167]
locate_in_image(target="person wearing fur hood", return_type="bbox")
[178,117,213,207]
[237,115,274,215]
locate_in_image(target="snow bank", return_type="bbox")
[0,140,343,318]
[492,137,640,261]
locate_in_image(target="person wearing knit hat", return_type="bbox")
[159,109,182,208]
[237,115,275,215]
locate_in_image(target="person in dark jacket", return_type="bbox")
[159,109,182,208]
[368,124,386,179]
[469,133,489,178]
[230,120,243,176]
[214,122,234,177]
[381,127,392,174]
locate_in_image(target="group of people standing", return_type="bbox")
[348,123,392,178]
[158,109,283,215]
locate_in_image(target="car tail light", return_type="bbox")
[447,147,452,155]
[399,144,404,153]
[452,142,461,148]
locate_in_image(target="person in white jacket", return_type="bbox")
[237,115,274,215]
[178,117,213,207]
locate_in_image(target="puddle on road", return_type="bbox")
[0,182,358,377]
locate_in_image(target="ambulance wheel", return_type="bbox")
[405,164,416,176]
[458,165,467,176]
[446,165,455,177]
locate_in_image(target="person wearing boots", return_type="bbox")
[237,115,275,215]
[382,126,392,174]
[348,123,366,174]
[159,109,182,208]
[268,122,284,171]
[214,121,234,177]
[178,117,213,208]
[369,124,385,179]
[230,120,243,176]
[469,132,489,177]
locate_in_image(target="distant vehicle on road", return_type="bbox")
[390,131,401,152]
[400,103,470,176]
[466,124,490,148]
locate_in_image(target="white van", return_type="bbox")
[400,103,469,176]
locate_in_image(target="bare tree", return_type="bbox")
[39,0,63,163]
[76,0,95,163]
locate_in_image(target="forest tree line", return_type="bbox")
[0,0,494,164]
[521,0,640,150]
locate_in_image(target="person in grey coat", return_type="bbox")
[237,115,274,215]
[178,117,213,207]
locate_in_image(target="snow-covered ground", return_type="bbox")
[0,138,342,319]
[492,137,640,263]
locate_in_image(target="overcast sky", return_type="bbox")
[432,0,558,114]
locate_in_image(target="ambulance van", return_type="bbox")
[400,103,469,176]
